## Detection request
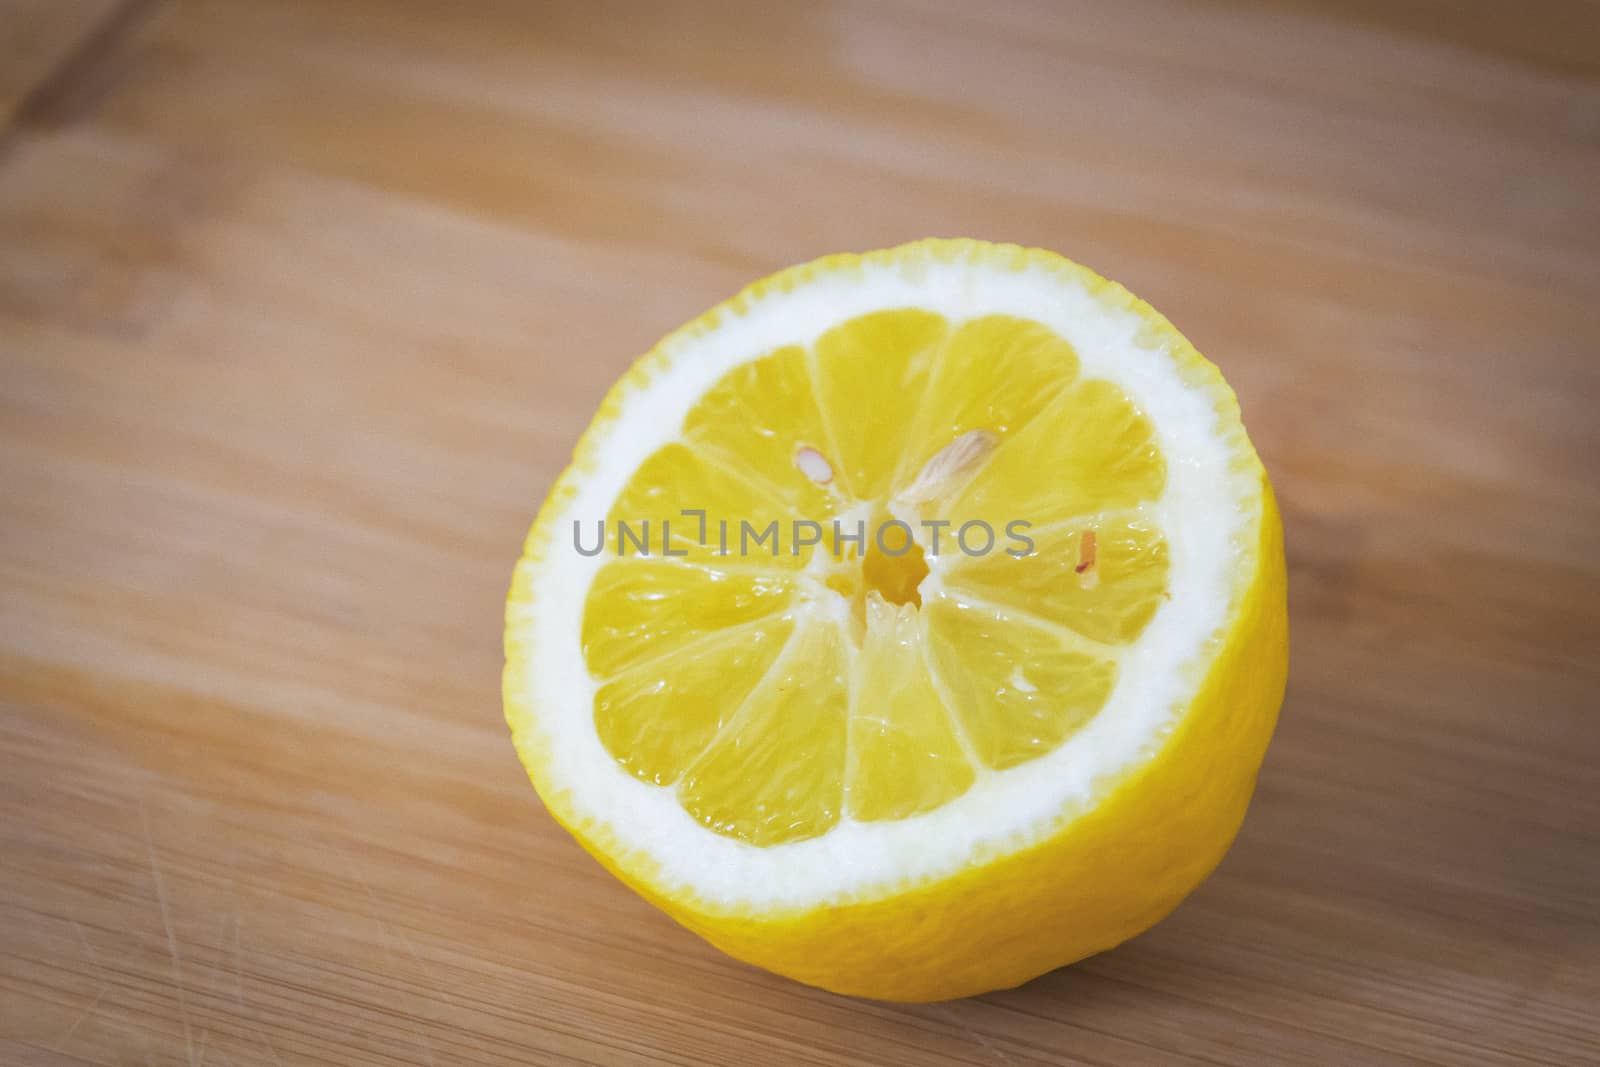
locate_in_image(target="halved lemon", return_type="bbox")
[505,239,1287,1001]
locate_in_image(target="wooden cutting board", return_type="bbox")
[2,1,1596,1063]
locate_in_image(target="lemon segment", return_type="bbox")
[922,590,1119,770]
[602,443,801,565]
[847,594,976,822]
[940,514,1170,646]
[810,309,948,499]
[947,377,1166,530]
[677,619,851,845]
[592,626,796,788]
[895,314,1081,492]
[680,344,839,522]
[583,561,798,680]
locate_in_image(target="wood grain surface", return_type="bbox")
[3,1,1597,1063]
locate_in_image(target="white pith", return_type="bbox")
[507,248,1257,909]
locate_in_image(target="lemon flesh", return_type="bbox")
[587,311,1168,844]
[505,239,1287,1001]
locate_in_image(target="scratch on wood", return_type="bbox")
[962,1022,1019,1066]
[71,919,103,970]
[338,845,437,1067]
[394,925,440,985]
[52,983,107,1053]
[142,799,197,1067]
[229,913,284,1067]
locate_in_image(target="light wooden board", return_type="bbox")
[2,1,1597,1063]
